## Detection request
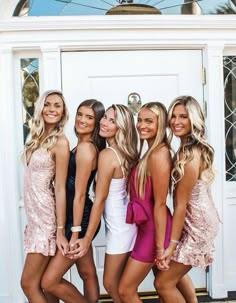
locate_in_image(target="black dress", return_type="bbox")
[65,147,100,240]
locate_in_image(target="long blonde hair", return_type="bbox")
[136,102,170,199]
[107,104,139,179]
[24,90,69,155]
[167,95,215,185]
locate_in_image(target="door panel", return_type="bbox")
[61,49,205,294]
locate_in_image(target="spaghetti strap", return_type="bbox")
[107,146,125,178]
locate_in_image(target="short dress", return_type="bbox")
[23,148,56,256]
[103,147,137,254]
[65,146,100,240]
[172,180,220,268]
[126,166,172,263]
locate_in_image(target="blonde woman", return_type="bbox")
[155,96,220,303]
[117,102,172,303]
[20,90,70,303]
[72,104,139,303]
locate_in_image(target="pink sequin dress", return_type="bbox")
[23,148,56,256]
[172,180,220,268]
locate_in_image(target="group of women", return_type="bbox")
[20,90,220,303]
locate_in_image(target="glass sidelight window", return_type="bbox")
[223,56,236,182]
[20,58,39,143]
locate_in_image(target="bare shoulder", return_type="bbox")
[98,148,116,165]
[77,141,96,154]
[182,148,201,179]
[76,141,97,162]
[149,144,171,163]
[55,135,70,150]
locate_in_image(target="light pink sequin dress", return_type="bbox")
[23,148,56,256]
[172,180,220,268]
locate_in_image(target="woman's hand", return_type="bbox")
[156,246,175,271]
[56,231,69,256]
[66,236,91,259]
[156,249,169,271]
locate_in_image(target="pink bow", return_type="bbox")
[126,201,149,225]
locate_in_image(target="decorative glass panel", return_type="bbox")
[20,58,39,143]
[223,56,236,182]
[14,0,236,16]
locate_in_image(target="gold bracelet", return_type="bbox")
[57,226,64,229]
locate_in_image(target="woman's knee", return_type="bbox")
[103,276,116,295]
[20,275,31,293]
[41,272,56,293]
[154,275,167,295]
[118,281,132,300]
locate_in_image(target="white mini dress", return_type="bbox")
[103,147,137,254]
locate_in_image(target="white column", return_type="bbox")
[0,47,24,303]
[41,45,62,92]
[204,43,228,299]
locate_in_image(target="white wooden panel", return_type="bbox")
[61,49,205,294]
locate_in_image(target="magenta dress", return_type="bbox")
[126,166,172,263]
[23,148,56,256]
[172,180,220,268]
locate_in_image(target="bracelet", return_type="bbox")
[156,249,164,253]
[71,226,82,232]
[57,226,64,229]
[170,239,179,244]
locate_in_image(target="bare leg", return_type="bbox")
[41,250,87,303]
[119,257,153,303]
[103,252,130,303]
[154,260,192,303]
[177,274,198,303]
[153,265,197,303]
[75,246,99,303]
[21,253,51,303]
[44,292,59,303]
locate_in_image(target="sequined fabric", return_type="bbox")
[23,148,56,256]
[172,180,220,268]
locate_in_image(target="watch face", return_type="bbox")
[16,0,235,16]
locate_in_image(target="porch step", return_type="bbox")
[98,290,236,302]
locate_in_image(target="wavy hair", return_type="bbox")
[107,104,139,179]
[167,95,215,185]
[136,102,170,199]
[75,99,106,152]
[24,90,69,155]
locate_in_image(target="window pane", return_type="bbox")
[20,58,39,143]
[223,56,236,182]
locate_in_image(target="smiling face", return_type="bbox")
[74,106,95,137]
[170,104,191,141]
[42,94,64,128]
[136,107,158,146]
[99,107,118,141]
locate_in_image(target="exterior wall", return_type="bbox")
[0,10,236,302]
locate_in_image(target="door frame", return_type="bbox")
[0,15,231,302]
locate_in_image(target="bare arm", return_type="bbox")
[53,135,70,255]
[160,151,200,267]
[149,146,171,260]
[72,148,115,258]
[69,142,97,246]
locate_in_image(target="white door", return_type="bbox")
[61,49,206,295]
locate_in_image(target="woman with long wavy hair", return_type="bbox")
[118,101,172,303]
[21,90,70,303]
[155,96,220,303]
[72,104,139,303]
